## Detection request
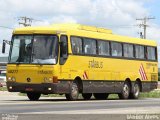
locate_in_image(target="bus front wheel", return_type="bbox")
[65,82,79,101]
[118,82,130,99]
[27,92,41,101]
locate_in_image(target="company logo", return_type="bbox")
[26,77,31,82]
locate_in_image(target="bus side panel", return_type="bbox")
[59,53,158,94]
[82,81,116,93]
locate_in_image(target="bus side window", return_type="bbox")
[123,43,134,58]
[60,35,68,65]
[71,37,82,54]
[83,38,96,55]
[135,45,145,59]
[98,41,110,56]
[147,46,156,60]
[111,42,122,57]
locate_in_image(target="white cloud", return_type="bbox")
[49,15,77,24]
[0,0,149,26]
[147,23,160,40]
[0,0,159,63]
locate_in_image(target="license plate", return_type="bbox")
[25,88,33,91]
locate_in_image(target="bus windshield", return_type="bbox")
[9,35,58,64]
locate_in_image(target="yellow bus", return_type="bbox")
[4,23,158,101]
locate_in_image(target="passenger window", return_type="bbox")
[147,47,156,60]
[98,41,110,56]
[111,42,122,57]
[123,44,134,58]
[71,37,83,54]
[83,38,96,55]
[135,45,145,59]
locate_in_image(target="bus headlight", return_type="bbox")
[8,77,11,81]
[11,77,16,82]
[49,78,52,82]
[44,77,52,83]
[8,77,16,82]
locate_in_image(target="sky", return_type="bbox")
[0,0,160,63]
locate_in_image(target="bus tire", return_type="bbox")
[129,81,140,99]
[27,92,41,101]
[118,81,130,99]
[82,93,92,100]
[93,93,108,100]
[65,82,79,101]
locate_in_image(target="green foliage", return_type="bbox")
[19,93,65,97]
[0,86,156,99]
[19,90,160,98]
[0,87,7,91]
[108,91,160,99]
[158,72,160,81]
[140,90,160,98]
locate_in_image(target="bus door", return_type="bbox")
[59,35,69,77]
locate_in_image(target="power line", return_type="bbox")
[136,17,155,39]
[0,26,13,29]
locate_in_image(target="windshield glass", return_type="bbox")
[9,35,58,64]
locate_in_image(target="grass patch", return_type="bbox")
[18,93,26,96]
[140,90,160,98]
[0,87,7,91]
[18,90,160,99]
[108,94,119,99]
[19,92,65,97]
[42,94,65,97]
[107,90,160,99]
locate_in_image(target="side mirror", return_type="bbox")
[2,40,6,54]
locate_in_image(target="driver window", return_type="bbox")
[60,35,68,65]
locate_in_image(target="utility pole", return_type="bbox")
[136,17,155,39]
[18,17,33,27]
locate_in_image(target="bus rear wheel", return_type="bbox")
[118,82,130,99]
[93,93,108,100]
[129,81,140,99]
[65,82,79,101]
[27,92,41,101]
[82,93,92,100]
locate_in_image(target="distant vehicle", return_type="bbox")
[0,71,6,87]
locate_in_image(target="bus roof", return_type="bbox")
[13,23,157,46]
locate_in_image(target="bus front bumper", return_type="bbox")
[6,81,70,94]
